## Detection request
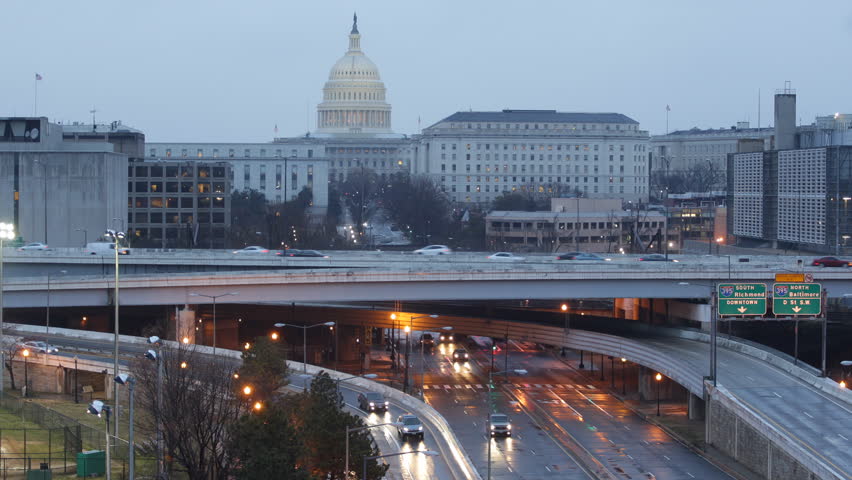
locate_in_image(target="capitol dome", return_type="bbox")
[316,14,392,135]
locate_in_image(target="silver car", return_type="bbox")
[20,341,59,354]
[489,413,512,437]
[396,414,424,442]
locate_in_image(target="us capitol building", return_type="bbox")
[147,14,650,208]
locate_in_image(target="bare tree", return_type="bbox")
[3,341,21,390]
[133,343,245,480]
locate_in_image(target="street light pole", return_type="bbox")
[188,292,238,354]
[274,321,336,375]
[0,222,15,398]
[655,372,663,416]
[403,325,410,393]
[22,349,29,396]
[105,228,124,437]
[621,358,626,395]
[115,375,136,480]
[345,420,399,478]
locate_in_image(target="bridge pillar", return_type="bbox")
[688,392,705,420]
[176,305,196,344]
[615,298,639,320]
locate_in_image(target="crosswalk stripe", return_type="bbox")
[444,385,452,389]
[455,384,463,389]
[465,384,473,389]
[423,385,429,390]
[475,384,484,389]
[534,384,542,388]
[545,384,554,388]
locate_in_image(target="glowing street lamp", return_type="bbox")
[655,373,663,416]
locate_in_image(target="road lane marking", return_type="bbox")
[544,465,551,472]
[687,473,695,478]
[772,391,782,398]
[839,434,849,441]
[663,455,670,461]
[803,411,813,419]
[575,389,614,418]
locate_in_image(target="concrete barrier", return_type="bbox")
[708,382,848,480]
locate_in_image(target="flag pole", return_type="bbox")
[34,75,38,116]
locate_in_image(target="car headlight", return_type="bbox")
[385,401,389,406]
[417,426,423,431]
[507,424,512,429]
[369,402,375,407]
[403,427,410,432]
[490,425,496,430]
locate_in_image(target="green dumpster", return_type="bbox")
[26,465,52,480]
[76,450,105,477]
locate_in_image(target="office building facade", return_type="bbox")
[0,117,128,248]
[407,110,650,206]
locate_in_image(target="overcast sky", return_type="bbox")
[3,0,851,142]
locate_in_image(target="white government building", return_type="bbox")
[405,110,651,205]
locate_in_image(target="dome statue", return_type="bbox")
[316,14,392,135]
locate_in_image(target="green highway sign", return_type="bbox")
[773,283,822,316]
[717,283,767,316]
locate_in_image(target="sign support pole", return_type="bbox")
[711,288,717,387]
[821,289,828,377]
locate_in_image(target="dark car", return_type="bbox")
[420,333,435,348]
[290,250,329,258]
[556,252,609,261]
[276,249,301,257]
[438,332,454,343]
[638,254,678,262]
[357,392,389,413]
[396,414,424,442]
[812,256,850,267]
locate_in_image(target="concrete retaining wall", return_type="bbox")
[707,383,845,480]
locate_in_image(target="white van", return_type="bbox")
[85,242,130,255]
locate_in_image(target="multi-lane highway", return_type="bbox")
[405,337,731,480]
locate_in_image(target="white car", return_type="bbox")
[85,242,130,255]
[17,242,49,251]
[232,246,270,255]
[20,341,59,354]
[487,252,525,261]
[413,245,451,255]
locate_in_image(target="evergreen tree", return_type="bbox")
[229,402,310,480]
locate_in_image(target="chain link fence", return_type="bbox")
[0,394,156,479]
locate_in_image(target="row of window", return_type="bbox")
[454,184,647,200]
[490,221,662,230]
[129,182,227,194]
[128,212,226,224]
[130,197,226,209]
[446,123,640,132]
[442,175,635,184]
[150,148,313,159]
[441,142,646,152]
[332,147,396,154]
[441,164,635,174]
[445,153,642,163]
[129,165,227,178]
